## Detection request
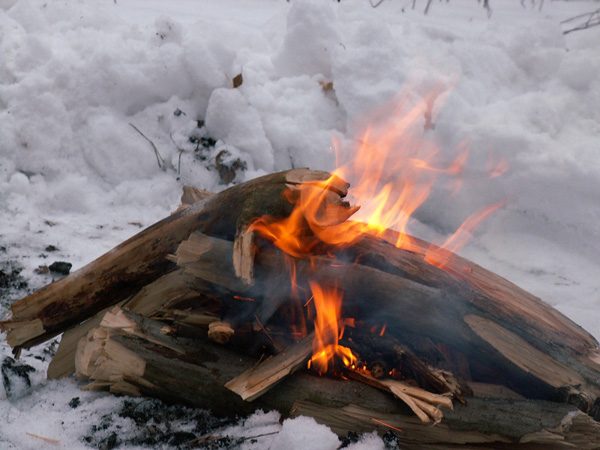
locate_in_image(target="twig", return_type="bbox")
[239,431,280,441]
[187,430,279,447]
[483,0,492,18]
[26,432,60,446]
[561,8,599,25]
[129,123,166,171]
[562,9,600,35]
[169,133,185,176]
[424,0,433,15]
[254,313,282,353]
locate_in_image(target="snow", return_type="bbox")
[1,0,599,448]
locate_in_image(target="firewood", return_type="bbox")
[232,228,256,285]
[1,169,341,350]
[48,269,209,379]
[346,370,451,424]
[3,167,600,424]
[151,309,218,327]
[290,401,600,449]
[74,309,600,448]
[225,333,313,401]
[342,329,469,402]
[172,232,600,415]
[207,321,234,344]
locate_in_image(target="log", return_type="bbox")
[47,268,212,379]
[1,169,339,350]
[173,231,600,416]
[75,308,600,449]
[290,401,600,449]
[3,167,599,424]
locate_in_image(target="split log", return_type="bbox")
[173,231,600,416]
[47,268,213,379]
[0,169,338,350]
[225,333,313,401]
[75,308,600,449]
[290,401,600,449]
[2,168,600,423]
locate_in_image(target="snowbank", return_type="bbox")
[1,0,599,448]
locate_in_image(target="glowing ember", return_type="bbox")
[307,282,357,375]
[379,323,387,337]
[232,295,256,302]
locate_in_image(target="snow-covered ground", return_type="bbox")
[1,0,599,448]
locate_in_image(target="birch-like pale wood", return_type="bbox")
[1,169,336,350]
[75,309,600,449]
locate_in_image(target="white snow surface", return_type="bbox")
[1,0,599,448]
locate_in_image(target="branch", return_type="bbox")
[129,123,166,171]
[562,8,600,35]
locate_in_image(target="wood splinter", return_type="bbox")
[225,334,313,401]
[347,370,452,424]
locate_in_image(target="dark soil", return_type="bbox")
[1,356,35,398]
[82,398,240,449]
[0,259,29,310]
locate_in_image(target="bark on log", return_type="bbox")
[47,268,212,379]
[3,168,599,423]
[0,169,335,350]
[75,308,600,449]
[173,232,600,416]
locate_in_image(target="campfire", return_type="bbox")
[2,101,600,447]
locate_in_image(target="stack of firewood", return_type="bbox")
[2,169,600,449]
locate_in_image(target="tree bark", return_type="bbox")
[2,168,599,423]
[173,231,600,416]
[75,308,600,449]
[1,169,335,350]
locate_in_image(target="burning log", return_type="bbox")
[74,307,600,448]
[1,168,600,439]
[169,230,600,416]
[0,169,336,350]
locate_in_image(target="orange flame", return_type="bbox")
[250,90,503,266]
[249,89,507,372]
[424,200,506,268]
[307,282,357,374]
